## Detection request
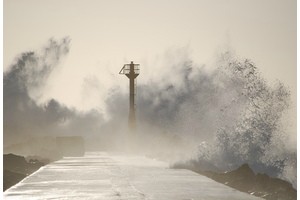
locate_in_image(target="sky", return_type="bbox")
[4,0,296,111]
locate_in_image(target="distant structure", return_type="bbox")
[56,136,85,157]
[119,61,140,131]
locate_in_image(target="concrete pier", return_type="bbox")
[4,152,261,200]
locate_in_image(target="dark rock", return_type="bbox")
[3,153,45,191]
[172,162,296,200]
[4,153,31,174]
[3,170,26,191]
[220,164,256,192]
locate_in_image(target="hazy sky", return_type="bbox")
[4,0,296,111]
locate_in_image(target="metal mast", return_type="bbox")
[119,61,140,131]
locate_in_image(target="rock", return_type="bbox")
[3,170,26,191]
[172,161,296,200]
[4,154,30,174]
[3,153,45,191]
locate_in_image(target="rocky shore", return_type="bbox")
[172,162,296,200]
[3,154,46,191]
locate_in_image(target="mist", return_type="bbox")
[3,38,296,187]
